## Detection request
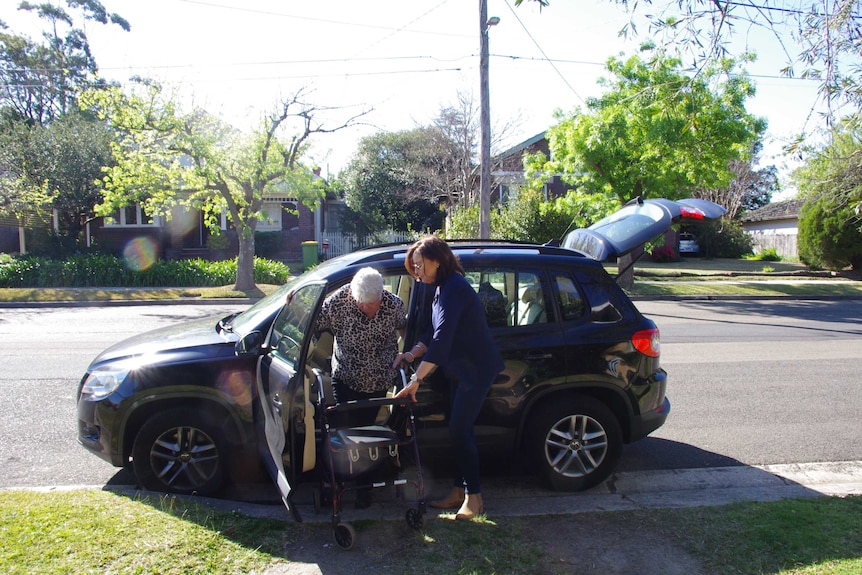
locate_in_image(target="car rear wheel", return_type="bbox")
[527,395,622,491]
[132,409,226,496]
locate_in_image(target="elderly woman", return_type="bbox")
[394,235,504,521]
[316,266,406,421]
[315,267,406,508]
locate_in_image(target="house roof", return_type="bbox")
[495,131,548,161]
[741,198,805,222]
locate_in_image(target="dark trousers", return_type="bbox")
[447,374,493,495]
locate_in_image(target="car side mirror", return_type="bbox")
[235,331,266,357]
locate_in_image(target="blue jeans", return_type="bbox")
[448,373,493,494]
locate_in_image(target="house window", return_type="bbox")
[103,204,160,227]
[257,202,283,231]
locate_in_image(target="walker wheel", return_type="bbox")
[334,522,355,550]
[406,507,424,530]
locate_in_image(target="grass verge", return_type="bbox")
[0,284,281,302]
[0,489,858,574]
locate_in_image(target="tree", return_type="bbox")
[696,144,778,221]
[81,81,366,291]
[0,0,129,125]
[793,118,862,270]
[447,188,617,243]
[520,0,862,135]
[525,50,766,206]
[0,110,114,249]
[0,117,55,224]
[431,91,523,214]
[340,128,449,236]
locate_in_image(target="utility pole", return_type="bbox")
[479,0,498,239]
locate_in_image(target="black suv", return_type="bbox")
[76,197,724,508]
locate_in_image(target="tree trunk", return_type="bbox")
[234,233,256,292]
[616,245,644,292]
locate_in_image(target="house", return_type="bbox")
[492,131,574,202]
[740,198,805,259]
[1,170,339,263]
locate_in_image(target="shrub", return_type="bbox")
[0,254,290,288]
[697,220,754,258]
[649,244,678,263]
[254,231,282,258]
[798,195,862,271]
[745,247,782,262]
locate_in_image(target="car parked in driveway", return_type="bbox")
[76,197,725,514]
[678,232,700,256]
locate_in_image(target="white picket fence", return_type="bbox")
[319,230,416,258]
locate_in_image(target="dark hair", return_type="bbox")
[404,235,464,286]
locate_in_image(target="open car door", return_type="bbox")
[255,281,327,522]
[561,197,726,261]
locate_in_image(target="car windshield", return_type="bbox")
[226,276,304,336]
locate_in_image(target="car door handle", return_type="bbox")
[272,394,283,415]
[525,351,553,361]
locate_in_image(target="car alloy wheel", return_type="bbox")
[132,409,226,496]
[528,395,622,491]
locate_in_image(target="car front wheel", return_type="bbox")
[132,409,226,496]
[527,395,622,491]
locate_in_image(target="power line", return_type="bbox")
[502,0,585,104]
[175,0,472,38]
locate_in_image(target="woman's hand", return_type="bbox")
[391,352,412,369]
[394,374,421,403]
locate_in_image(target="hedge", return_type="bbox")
[0,254,290,288]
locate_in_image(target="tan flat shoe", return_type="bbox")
[429,486,465,509]
[455,493,484,521]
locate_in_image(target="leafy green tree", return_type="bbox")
[447,188,617,243]
[794,119,862,271]
[521,1,861,134]
[0,111,115,249]
[81,81,360,291]
[340,128,447,236]
[0,0,129,125]
[525,50,765,206]
[0,118,56,227]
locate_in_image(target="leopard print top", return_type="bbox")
[315,285,406,393]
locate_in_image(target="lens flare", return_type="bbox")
[123,237,158,271]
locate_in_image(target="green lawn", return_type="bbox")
[0,489,859,574]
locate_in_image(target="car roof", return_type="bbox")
[306,240,599,282]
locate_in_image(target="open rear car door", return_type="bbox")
[561,197,726,261]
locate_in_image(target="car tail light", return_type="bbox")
[680,206,705,220]
[632,328,660,357]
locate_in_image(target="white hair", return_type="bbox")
[350,267,384,304]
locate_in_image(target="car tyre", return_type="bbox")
[527,394,622,491]
[132,409,226,496]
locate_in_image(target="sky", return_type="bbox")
[2,0,828,199]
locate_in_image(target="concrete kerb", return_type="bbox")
[96,460,862,525]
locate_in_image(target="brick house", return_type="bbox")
[1,179,335,263]
[492,131,575,202]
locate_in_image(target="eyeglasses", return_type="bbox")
[412,262,424,271]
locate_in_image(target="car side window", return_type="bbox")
[466,267,549,328]
[270,284,325,367]
[554,274,586,321]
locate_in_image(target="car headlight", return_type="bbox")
[81,366,130,400]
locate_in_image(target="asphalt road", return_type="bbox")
[1,299,861,501]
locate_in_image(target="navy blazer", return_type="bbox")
[421,273,505,388]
